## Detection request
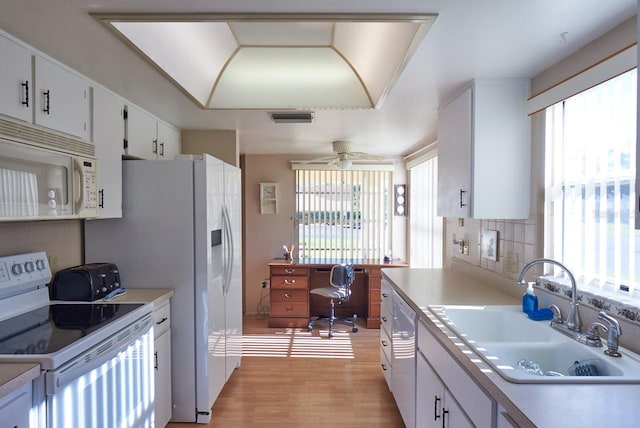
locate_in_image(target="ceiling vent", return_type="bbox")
[269,112,315,124]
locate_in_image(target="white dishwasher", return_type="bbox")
[391,290,416,428]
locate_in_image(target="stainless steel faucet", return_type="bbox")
[517,258,581,331]
[598,311,622,357]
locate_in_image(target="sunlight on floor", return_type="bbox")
[242,328,355,359]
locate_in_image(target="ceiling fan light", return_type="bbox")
[337,159,353,169]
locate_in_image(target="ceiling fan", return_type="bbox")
[303,141,387,169]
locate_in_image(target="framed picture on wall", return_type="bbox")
[481,229,498,261]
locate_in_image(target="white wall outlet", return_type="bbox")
[506,252,519,273]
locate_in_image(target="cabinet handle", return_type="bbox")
[381,316,387,323]
[43,90,51,114]
[156,317,168,325]
[154,351,159,370]
[284,292,292,299]
[21,81,29,107]
[284,279,296,285]
[459,189,467,208]
[152,139,158,154]
[160,142,165,156]
[381,363,388,371]
[98,189,104,209]
[381,293,388,298]
[442,408,449,428]
[285,306,294,312]
[434,395,441,421]
[381,340,388,347]
[284,268,295,274]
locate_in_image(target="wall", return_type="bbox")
[0,220,83,272]
[181,129,239,167]
[242,154,407,315]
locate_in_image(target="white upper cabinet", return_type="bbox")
[92,87,124,218]
[125,104,157,159]
[437,79,531,219]
[34,55,90,140]
[157,120,181,160]
[126,104,180,160]
[0,34,32,123]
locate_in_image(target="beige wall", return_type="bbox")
[181,129,239,167]
[242,154,297,314]
[0,220,83,273]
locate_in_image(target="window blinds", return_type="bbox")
[295,169,391,261]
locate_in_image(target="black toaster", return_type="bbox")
[51,262,121,301]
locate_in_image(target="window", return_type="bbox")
[544,68,638,295]
[295,169,391,260]
[408,155,442,268]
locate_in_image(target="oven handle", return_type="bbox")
[46,314,153,395]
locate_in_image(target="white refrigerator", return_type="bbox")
[84,154,242,423]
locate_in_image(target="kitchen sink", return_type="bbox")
[427,305,640,384]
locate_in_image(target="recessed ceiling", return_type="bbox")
[95,14,437,110]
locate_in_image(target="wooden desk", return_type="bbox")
[267,259,408,329]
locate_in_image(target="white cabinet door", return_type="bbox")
[437,86,472,218]
[91,87,124,218]
[417,352,473,428]
[155,328,173,428]
[417,351,442,428]
[126,104,157,159]
[0,35,32,123]
[34,55,90,140]
[437,79,530,219]
[157,121,181,160]
[0,381,32,428]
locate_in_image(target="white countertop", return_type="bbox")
[382,268,640,428]
[97,288,174,308]
[0,363,39,399]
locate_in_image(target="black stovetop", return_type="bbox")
[0,303,144,355]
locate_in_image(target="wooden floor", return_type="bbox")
[167,315,405,428]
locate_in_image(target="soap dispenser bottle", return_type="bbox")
[522,282,538,314]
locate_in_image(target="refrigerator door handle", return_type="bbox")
[222,205,233,295]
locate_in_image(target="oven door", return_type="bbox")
[45,314,154,428]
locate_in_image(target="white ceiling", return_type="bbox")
[0,0,635,158]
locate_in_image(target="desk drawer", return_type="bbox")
[270,266,309,276]
[271,275,308,289]
[271,289,308,303]
[271,301,308,317]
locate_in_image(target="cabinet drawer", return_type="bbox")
[153,300,171,337]
[271,289,308,303]
[270,266,309,276]
[380,302,393,336]
[380,348,392,390]
[270,275,308,289]
[381,280,393,311]
[380,325,392,363]
[270,301,308,317]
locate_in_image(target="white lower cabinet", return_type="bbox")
[417,318,495,427]
[153,300,173,428]
[0,381,31,428]
[417,350,473,428]
[380,279,394,390]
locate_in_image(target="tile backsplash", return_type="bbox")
[0,220,83,273]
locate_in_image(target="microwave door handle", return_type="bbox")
[73,158,85,215]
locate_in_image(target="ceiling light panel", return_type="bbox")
[113,21,237,105]
[230,22,334,46]
[211,47,370,109]
[98,14,437,110]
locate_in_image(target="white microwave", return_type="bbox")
[0,117,98,221]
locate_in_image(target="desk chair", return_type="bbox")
[307,264,358,338]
